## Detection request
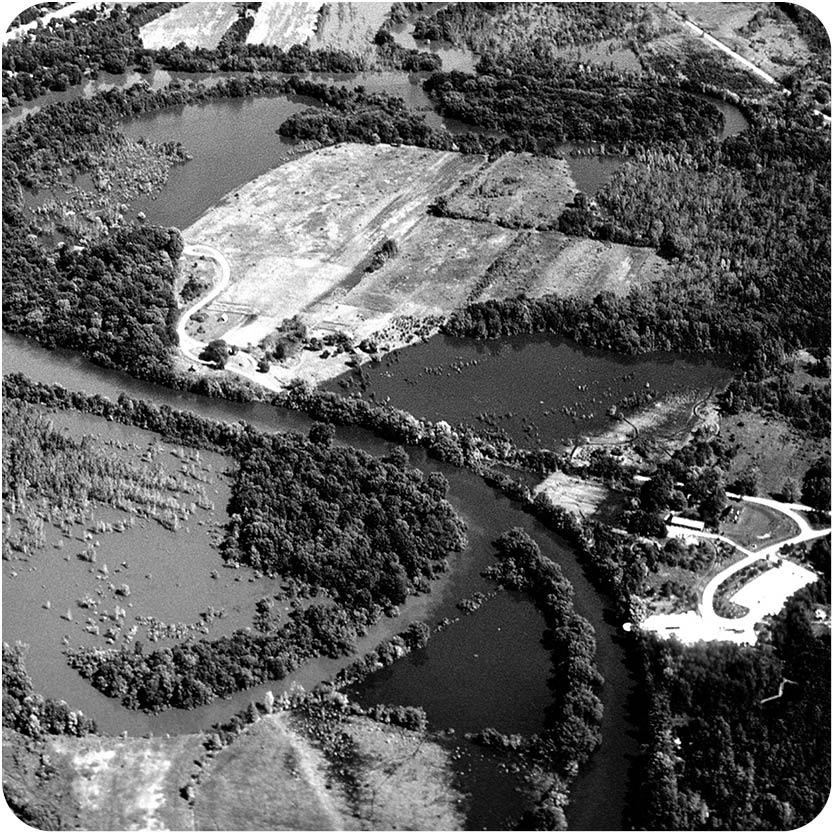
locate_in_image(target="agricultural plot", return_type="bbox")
[479,230,671,302]
[246,0,320,48]
[139,3,239,50]
[442,153,579,228]
[183,143,506,353]
[313,1,394,58]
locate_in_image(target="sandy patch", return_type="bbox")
[247,0,320,47]
[140,3,239,50]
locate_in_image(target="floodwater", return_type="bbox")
[3,331,638,829]
[328,333,734,449]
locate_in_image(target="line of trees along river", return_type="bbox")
[3,332,637,830]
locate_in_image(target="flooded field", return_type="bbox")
[328,333,735,449]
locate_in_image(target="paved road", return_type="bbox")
[643,494,830,644]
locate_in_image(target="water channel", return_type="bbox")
[4,329,643,829]
[1,39,747,828]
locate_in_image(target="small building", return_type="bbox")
[667,515,705,532]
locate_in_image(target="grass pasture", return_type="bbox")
[195,714,346,830]
[139,3,239,50]
[720,501,799,551]
[480,230,672,302]
[442,153,579,229]
[246,0,320,47]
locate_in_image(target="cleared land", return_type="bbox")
[674,2,815,81]
[721,411,830,498]
[443,153,579,228]
[182,142,675,386]
[183,143,514,383]
[139,3,239,50]
[247,0,320,47]
[50,733,202,830]
[534,471,611,519]
[479,230,671,302]
[721,501,798,551]
[313,1,394,59]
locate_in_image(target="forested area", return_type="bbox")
[424,56,724,145]
[3,377,465,712]
[630,561,831,830]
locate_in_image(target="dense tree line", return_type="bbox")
[223,431,466,608]
[3,224,181,380]
[481,528,603,829]
[630,570,830,829]
[66,604,375,712]
[2,643,96,738]
[423,54,724,146]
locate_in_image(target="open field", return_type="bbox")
[479,230,671,302]
[247,0,320,47]
[139,3,239,50]
[673,2,815,81]
[442,153,579,228]
[721,501,799,550]
[721,411,830,498]
[50,733,202,829]
[534,471,612,519]
[195,713,347,830]
[313,1,394,59]
[183,143,518,384]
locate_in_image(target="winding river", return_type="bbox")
[1,44,748,828]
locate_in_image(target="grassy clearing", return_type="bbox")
[720,502,798,551]
[534,471,611,519]
[442,153,579,228]
[195,713,347,830]
[721,411,830,498]
[193,711,464,830]
[139,3,239,50]
[50,733,202,830]
[247,0,320,47]
[673,2,814,81]
[480,230,671,302]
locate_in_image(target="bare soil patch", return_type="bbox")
[51,734,202,830]
[247,0,320,47]
[139,3,239,50]
[534,471,611,519]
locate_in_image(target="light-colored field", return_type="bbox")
[183,143,514,381]
[195,712,347,830]
[570,390,719,466]
[479,230,671,302]
[313,1,394,58]
[534,471,611,519]
[195,711,463,830]
[51,734,202,830]
[247,0,321,47]
[443,153,579,229]
[139,3,239,50]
